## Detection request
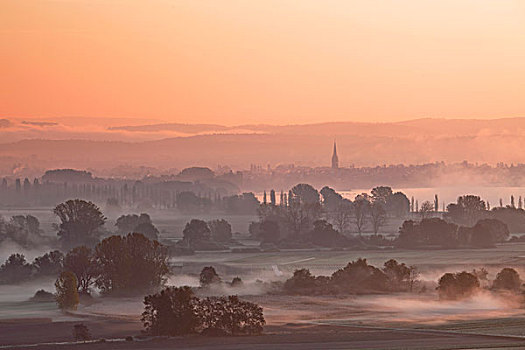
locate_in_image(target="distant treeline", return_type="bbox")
[0,168,241,208]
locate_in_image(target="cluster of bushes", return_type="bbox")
[142,286,265,336]
[396,218,509,249]
[437,267,522,300]
[0,250,64,284]
[284,258,419,295]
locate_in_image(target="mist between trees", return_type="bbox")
[1,193,525,339]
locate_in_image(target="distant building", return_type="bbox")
[331,141,339,169]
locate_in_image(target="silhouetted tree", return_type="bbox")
[142,286,200,336]
[54,199,106,249]
[369,201,386,234]
[437,272,479,300]
[197,296,265,335]
[419,201,434,219]
[446,195,486,226]
[284,269,318,293]
[199,266,221,287]
[492,268,521,292]
[396,218,459,249]
[95,233,169,294]
[63,246,98,294]
[309,219,348,247]
[2,215,45,248]
[116,213,157,237]
[0,253,33,284]
[353,194,370,235]
[331,258,389,293]
[183,219,211,248]
[208,219,232,242]
[32,250,64,276]
[386,192,410,218]
[258,220,280,244]
[490,207,525,233]
[270,190,276,206]
[224,193,260,215]
[383,259,413,292]
[230,277,243,287]
[291,184,320,205]
[134,222,160,241]
[321,187,353,232]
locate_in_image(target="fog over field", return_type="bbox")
[3,0,525,348]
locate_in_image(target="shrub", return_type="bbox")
[437,271,480,300]
[31,289,55,302]
[73,323,91,341]
[493,268,521,292]
[200,266,221,287]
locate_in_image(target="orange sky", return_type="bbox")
[1,0,525,126]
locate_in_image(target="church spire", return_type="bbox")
[331,140,339,169]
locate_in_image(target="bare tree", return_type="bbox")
[369,202,386,234]
[329,200,353,233]
[419,201,434,219]
[353,194,370,235]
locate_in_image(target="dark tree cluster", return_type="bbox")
[175,219,233,252]
[283,258,419,295]
[396,217,509,249]
[437,267,522,300]
[95,233,170,295]
[115,213,159,241]
[0,250,64,284]
[445,195,525,233]
[255,184,411,248]
[437,272,480,300]
[54,199,106,250]
[1,232,170,298]
[142,286,265,337]
[53,233,169,307]
[492,268,521,292]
